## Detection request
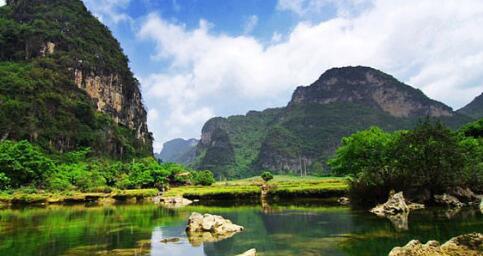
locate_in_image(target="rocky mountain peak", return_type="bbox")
[290,66,453,118]
[458,92,483,119]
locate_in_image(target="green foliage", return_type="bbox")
[0,140,54,188]
[329,119,483,205]
[0,1,152,158]
[261,171,274,182]
[191,170,216,186]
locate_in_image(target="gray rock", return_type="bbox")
[388,233,483,256]
[370,191,409,216]
[434,194,464,208]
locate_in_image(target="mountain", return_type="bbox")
[0,0,152,158]
[155,138,199,165]
[457,92,483,119]
[194,66,472,179]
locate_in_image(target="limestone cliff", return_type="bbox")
[0,0,152,157]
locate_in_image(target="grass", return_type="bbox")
[0,189,158,205]
[164,175,349,199]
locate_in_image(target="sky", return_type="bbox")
[77,0,483,152]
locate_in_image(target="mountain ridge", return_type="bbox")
[194,66,473,179]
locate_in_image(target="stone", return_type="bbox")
[338,197,350,205]
[186,212,244,234]
[407,202,425,210]
[186,212,244,246]
[160,237,181,243]
[434,193,464,208]
[370,191,409,216]
[388,233,483,256]
[236,249,256,256]
[160,197,192,208]
[449,187,479,204]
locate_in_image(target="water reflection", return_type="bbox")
[0,202,481,256]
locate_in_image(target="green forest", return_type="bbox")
[329,118,483,205]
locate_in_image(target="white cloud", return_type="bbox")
[139,0,483,145]
[243,15,258,34]
[0,0,5,7]
[82,0,132,24]
[277,0,371,17]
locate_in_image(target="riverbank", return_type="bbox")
[0,189,158,205]
[163,175,349,200]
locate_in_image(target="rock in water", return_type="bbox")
[434,193,464,208]
[236,249,256,256]
[370,192,409,216]
[388,233,483,256]
[186,212,244,234]
[186,212,244,246]
[338,197,350,205]
[160,197,192,208]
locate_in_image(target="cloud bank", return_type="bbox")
[138,0,483,151]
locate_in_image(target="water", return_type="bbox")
[0,201,481,256]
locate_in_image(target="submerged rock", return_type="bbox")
[434,194,464,208]
[236,249,256,256]
[386,211,409,231]
[160,237,181,243]
[388,233,483,256]
[186,212,244,245]
[370,192,409,216]
[159,197,193,208]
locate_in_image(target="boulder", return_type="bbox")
[160,197,192,208]
[388,233,482,256]
[370,192,409,216]
[449,187,479,204]
[186,212,244,234]
[434,194,464,208]
[407,202,425,210]
[338,197,350,205]
[236,249,256,256]
[160,237,181,243]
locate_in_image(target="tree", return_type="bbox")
[191,170,216,186]
[0,140,54,188]
[261,171,274,182]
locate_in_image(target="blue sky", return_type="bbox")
[80,0,483,152]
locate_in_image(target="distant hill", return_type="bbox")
[155,138,198,165]
[194,66,473,179]
[458,92,483,119]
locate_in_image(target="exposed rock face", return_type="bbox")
[73,69,150,144]
[236,249,257,256]
[194,66,470,178]
[290,66,453,118]
[434,194,464,208]
[388,233,483,256]
[449,187,479,204]
[458,92,483,119]
[186,212,244,246]
[370,192,409,216]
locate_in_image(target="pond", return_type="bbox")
[0,201,481,256]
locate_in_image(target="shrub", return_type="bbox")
[261,171,274,182]
[191,170,216,186]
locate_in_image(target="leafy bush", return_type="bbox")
[329,120,481,205]
[261,171,274,182]
[0,140,54,188]
[191,170,216,186]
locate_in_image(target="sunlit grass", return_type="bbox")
[164,175,348,198]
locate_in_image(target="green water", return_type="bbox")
[0,201,481,256]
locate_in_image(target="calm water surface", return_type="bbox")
[0,201,481,256]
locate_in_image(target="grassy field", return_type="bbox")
[163,175,349,200]
[0,189,158,205]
